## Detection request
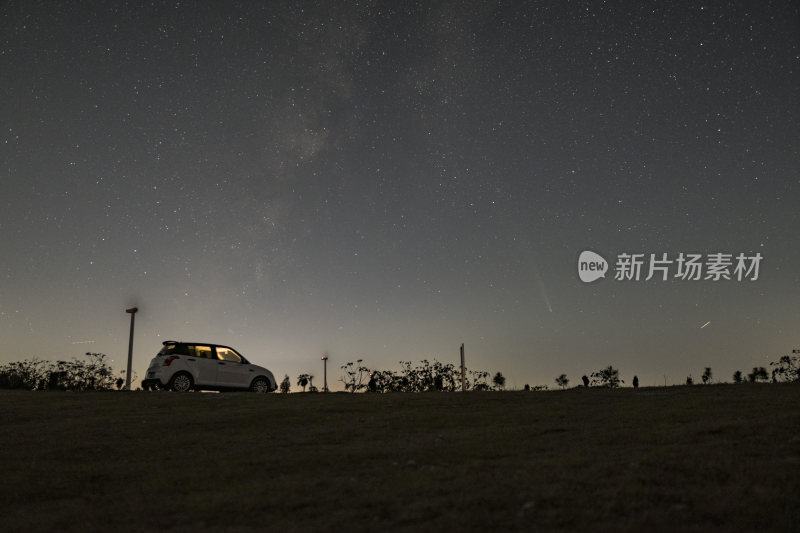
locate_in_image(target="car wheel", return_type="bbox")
[250,377,271,393]
[169,372,194,392]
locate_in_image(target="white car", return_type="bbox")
[142,341,277,392]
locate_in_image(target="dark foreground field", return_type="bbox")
[1,384,798,532]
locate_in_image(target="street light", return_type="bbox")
[125,307,138,390]
[321,353,329,392]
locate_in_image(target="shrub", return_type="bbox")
[492,372,506,390]
[348,360,496,393]
[340,360,369,393]
[591,366,623,388]
[770,355,799,382]
[748,367,769,383]
[0,353,117,391]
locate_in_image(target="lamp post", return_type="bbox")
[125,307,138,390]
[321,353,329,392]
[460,343,465,392]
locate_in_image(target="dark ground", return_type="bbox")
[1,383,798,532]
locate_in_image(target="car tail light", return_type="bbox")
[162,355,180,366]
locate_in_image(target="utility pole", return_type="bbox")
[460,343,465,392]
[125,307,138,390]
[321,353,329,392]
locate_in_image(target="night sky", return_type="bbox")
[2,1,798,389]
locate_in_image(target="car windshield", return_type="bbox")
[216,347,243,363]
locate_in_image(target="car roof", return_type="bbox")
[161,340,241,352]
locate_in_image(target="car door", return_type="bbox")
[214,346,253,388]
[184,345,218,386]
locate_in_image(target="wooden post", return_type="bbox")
[460,343,465,392]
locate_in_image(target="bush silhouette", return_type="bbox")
[492,372,506,390]
[343,359,497,393]
[770,355,799,382]
[748,367,769,383]
[591,366,623,388]
[0,353,117,391]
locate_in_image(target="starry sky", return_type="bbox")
[2,1,798,389]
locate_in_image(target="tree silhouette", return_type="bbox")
[470,369,491,391]
[686,375,693,385]
[340,360,369,393]
[590,366,623,388]
[555,374,569,389]
[492,372,506,390]
[632,376,639,388]
[732,370,743,383]
[747,367,769,383]
[770,355,799,382]
[581,375,590,387]
[702,367,712,384]
[297,373,310,392]
[0,353,118,391]
[340,360,510,393]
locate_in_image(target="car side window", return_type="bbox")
[158,343,177,356]
[187,345,213,359]
[216,347,243,363]
[172,344,190,356]
[159,343,190,356]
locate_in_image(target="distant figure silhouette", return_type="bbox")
[582,375,589,387]
[632,376,639,388]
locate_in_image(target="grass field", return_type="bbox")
[1,384,798,532]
